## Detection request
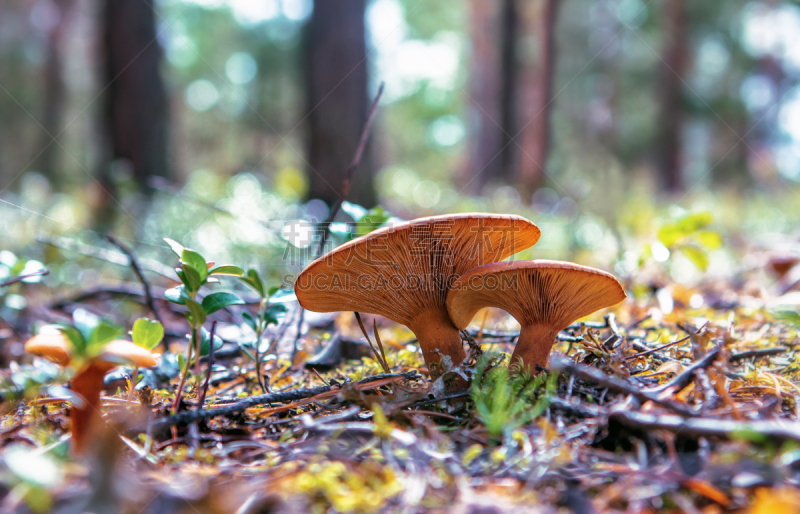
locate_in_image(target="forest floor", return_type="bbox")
[1,228,800,514]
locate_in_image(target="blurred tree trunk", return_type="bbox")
[657,0,687,192]
[33,0,75,185]
[100,0,169,191]
[305,0,375,208]
[514,0,559,199]
[498,0,520,182]
[462,0,508,193]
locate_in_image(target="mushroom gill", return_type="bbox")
[447,260,626,373]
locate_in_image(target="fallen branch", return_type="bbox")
[141,371,418,432]
[549,397,602,418]
[549,355,695,416]
[49,285,164,310]
[624,336,690,361]
[609,409,800,444]
[729,347,788,362]
[106,234,164,330]
[40,235,174,279]
[645,346,722,395]
[0,269,49,288]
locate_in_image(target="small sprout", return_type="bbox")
[131,318,164,350]
[25,325,159,455]
[470,352,551,441]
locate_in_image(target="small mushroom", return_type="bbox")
[295,214,540,377]
[25,332,159,454]
[446,260,626,373]
[768,255,799,280]
[24,333,72,366]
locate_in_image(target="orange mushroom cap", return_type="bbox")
[25,333,159,370]
[295,213,541,376]
[25,332,72,366]
[447,260,626,371]
[97,340,159,369]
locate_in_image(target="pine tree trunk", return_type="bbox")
[657,0,687,192]
[514,0,559,200]
[33,0,75,185]
[101,0,169,190]
[305,0,375,208]
[462,0,508,193]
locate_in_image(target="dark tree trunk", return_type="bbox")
[101,0,169,190]
[305,0,374,208]
[657,0,687,192]
[462,0,509,193]
[33,0,75,185]
[514,0,559,199]
[498,0,520,181]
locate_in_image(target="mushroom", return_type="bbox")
[295,214,540,377]
[446,260,625,373]
[25,332,159,454]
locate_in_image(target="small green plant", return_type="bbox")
[238,268,287,392]
[162,239,245,410]
[772,307,800,329]
[127,318,164,402]
[470,352,555,441]
[341,201,392,237]
[651,211,722,271]
[52,308,125,368]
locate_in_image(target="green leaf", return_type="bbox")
[731,428,768,444]
[163,238,185,257]
[657,225,682,248]
[676,211,713,232]
[263,303,287,325]
[357,206,390,236]
[695,230,723,249]
[181,263,203,293]
[56,324,84,356]
[679,245,709,271]
[164,285,187,305]
[198,327,223,356]
[177,352,187,373]
[181,249,208,281]
[209,265,244,277]
[131,318,164,350]
[772,308,800,328]
[89,321,122,348]
[239,344,256,363]
[201,292,245,315]
[185,297,206,326]
[238,269,264,297]
[242,311,258,332]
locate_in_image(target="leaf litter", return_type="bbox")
[1,240,800,513]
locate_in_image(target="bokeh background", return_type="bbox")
[1,0,799,300]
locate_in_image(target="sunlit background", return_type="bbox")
[1,0,799,301]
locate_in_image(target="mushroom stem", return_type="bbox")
[409,310,466,378]
[510,324,560,373]
[69,363,111,455]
